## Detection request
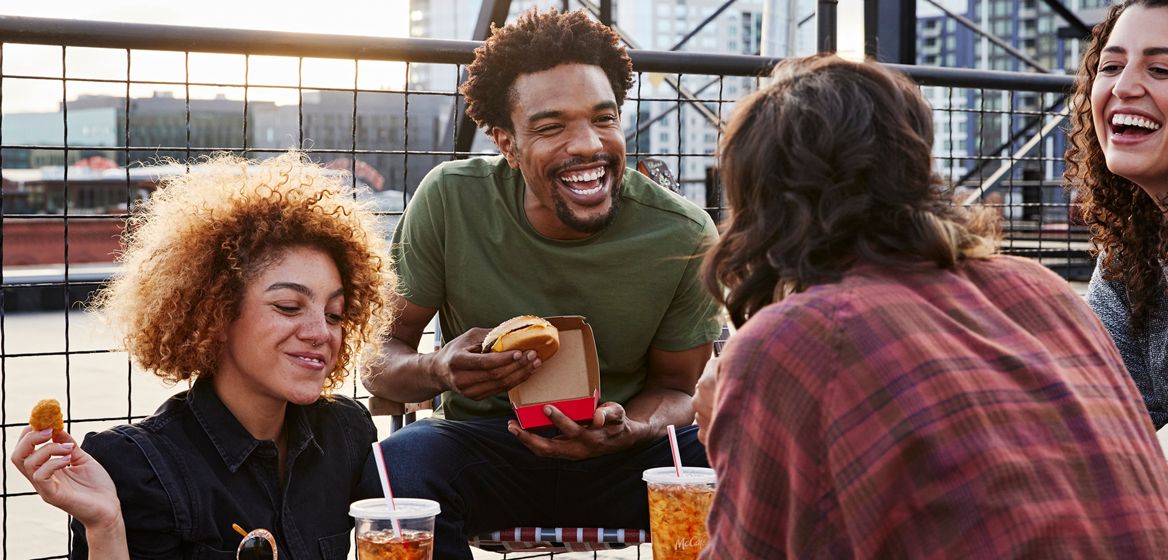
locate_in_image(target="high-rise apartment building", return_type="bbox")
[615,0,766,194]
[917,0,1109,186]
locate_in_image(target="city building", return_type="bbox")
[917,0,1109,188]
[1,92,271,168]
[250,89,450,196]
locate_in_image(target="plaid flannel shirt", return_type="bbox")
[703,255,1168,559]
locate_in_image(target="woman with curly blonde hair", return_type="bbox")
[1067,0,1168,428]
[11,151,396,559]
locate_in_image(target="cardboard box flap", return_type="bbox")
[508,315,600,410]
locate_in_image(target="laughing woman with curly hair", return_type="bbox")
[10,152,395,559]
[1068,0,1168,428]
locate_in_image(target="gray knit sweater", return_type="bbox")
[1086,258,1168,428]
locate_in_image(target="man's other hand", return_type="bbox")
[507,402,647,460]
[437,327,542,401]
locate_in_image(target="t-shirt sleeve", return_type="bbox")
[78,429,183,559]
[652,217,724,351]
[701,304,835,559]
[391,165,449,309]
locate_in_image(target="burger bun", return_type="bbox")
[482,315,560,362]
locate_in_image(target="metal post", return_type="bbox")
[818,0,838,53]
[451,0,512,158]
[599,0,612,26]
[866,0,916,63]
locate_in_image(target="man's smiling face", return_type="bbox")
[491,63,627,240]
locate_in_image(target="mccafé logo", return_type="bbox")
[674,535,707,550]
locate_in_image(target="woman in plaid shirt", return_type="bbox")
[694,54,1168,559]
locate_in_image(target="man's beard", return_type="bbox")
[545,154,621,234]
[552,187,621,234]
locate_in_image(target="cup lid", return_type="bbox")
[642,466,716,484]
[349,498,441,520]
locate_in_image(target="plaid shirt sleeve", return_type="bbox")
[702,298,841,558]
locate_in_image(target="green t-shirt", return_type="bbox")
[392,155,723,420]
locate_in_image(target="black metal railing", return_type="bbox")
[0,15,1079,560]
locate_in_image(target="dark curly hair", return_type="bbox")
[92,151,395,394]
[1065,0,1168,337]
[703,54,998,328]
[460,7,634,132]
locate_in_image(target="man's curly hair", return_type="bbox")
[91,151,395,394]
[1065,0,1168,337]
[460,7,633,132]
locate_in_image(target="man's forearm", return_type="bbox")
[363,338,449,403]
[623,387,697,445]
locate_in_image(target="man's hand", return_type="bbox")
[435,327,543,401]
[692,357,719,446]
[507,402,649,460]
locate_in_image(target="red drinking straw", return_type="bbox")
[666,424,683,477]
[370,442,403,537]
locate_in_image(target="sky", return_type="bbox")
[0,0,411,112]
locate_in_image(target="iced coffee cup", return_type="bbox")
[349,497,440,560]
[643,466,716,560]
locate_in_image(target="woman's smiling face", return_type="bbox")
[1090,4,1168,203]
[216,245,345,409]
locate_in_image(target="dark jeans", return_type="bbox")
[378,416,708,560]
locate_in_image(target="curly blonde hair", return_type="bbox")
[92,151,395,393]
[1065,0,1168,337]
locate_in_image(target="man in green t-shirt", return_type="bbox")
[363,8,722,559]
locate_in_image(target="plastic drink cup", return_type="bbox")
[349,498,440,560]
[643,466,716,560]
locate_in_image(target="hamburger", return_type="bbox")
[482,315,560,362]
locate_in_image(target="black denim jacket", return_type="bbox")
[71,378,382,559]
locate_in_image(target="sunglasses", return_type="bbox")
[233,523,278,560]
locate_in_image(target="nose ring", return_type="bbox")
[312,340,322,348]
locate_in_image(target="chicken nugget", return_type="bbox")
[29,399,64,433]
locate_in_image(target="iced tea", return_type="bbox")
[355,529,434,560]
[349,498,440,560]
[643,466,716,560]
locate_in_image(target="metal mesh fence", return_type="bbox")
[0,16,1078,560]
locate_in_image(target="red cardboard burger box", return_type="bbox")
[507,316,600,429]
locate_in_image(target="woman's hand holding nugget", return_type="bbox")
[10,426,121,530]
